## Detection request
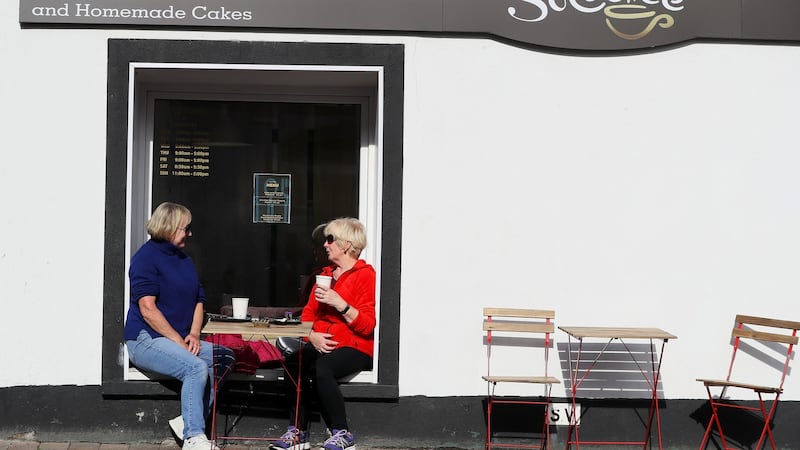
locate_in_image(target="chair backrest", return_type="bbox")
[483,307,555,378]
[727,314,800,390]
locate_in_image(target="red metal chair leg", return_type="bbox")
[698,405,717,450]
[210,334,219,443]
[709,400,731,450]
[754,393,780,450]
[541,403,549,450]
[485,393,493,450]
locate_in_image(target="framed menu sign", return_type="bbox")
[253,173,291,224]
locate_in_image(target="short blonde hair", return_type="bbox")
[147,202,192,241]
[325,217,366,259]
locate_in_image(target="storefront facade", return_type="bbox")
[3,1,800,447]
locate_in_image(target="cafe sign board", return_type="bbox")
[18,0,800,51]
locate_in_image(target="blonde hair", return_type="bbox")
[147,202,192,241]
[325,217,366,259]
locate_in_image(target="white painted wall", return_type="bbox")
[2,2,799,399]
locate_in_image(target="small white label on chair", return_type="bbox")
[548,403,581,425]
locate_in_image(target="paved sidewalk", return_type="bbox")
[0,439,300,450]
[0,440,407,450]
[0,440,187,450]
[0,441,344,450]
[0,441,175,450]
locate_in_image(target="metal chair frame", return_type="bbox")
[482,307,560,450]
[696,314,800,450]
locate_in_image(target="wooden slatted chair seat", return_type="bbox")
[696,378,782,394]
[483,375,561,384]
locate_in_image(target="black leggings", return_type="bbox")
[283,344,372,431]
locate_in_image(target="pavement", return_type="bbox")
[0,441,182,450]
[0,439,404,450]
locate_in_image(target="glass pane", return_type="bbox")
[152,99,360,311]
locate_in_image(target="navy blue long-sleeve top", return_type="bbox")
[123,239,205,341]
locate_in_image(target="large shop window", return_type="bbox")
[102,41,403,399]
[150,99,361,308]
[146,95,368,314]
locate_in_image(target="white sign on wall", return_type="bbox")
[548,403,581,426]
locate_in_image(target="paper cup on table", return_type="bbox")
[315,275,332,288]
[231,297,249,319]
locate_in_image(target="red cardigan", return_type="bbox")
[301,259,376,358]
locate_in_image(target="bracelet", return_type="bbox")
[339,304,351,314]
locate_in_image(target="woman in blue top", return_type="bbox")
[124,202,234,450]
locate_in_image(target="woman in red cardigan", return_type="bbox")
[270,217,376,450]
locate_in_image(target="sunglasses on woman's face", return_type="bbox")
[325,234,337,244]
[178,223,192,233]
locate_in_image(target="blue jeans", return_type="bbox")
[127,330,235,439]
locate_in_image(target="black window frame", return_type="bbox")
[101,39,403,399]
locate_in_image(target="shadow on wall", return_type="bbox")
[556,341,666,399]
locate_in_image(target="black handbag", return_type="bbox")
[276,336,304,356]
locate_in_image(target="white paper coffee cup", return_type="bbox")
[315,275,332,288]
[232,297,250,319]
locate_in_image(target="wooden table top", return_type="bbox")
[558,326,677,340]
[202,320,312,341]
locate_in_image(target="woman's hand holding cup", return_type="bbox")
[314,275,344,309]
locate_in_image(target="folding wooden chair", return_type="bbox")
[482,308,560,450]
[696,314,800,450]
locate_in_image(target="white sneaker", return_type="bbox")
[183,434,220,450]
[169,415,184,441]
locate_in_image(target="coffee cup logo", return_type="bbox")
[605,4,675,40]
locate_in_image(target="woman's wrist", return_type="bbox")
[338,303,351,314]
